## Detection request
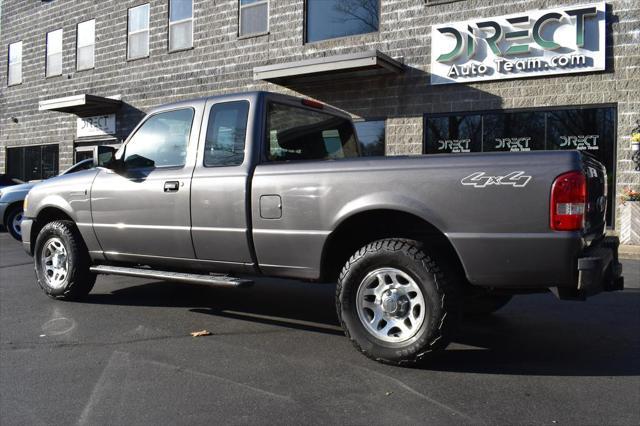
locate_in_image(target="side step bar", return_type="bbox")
[89,265,253,288]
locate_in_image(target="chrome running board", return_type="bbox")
[89,265,253,288]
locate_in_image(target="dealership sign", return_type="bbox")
[77,114,116,137]
[430,2,606,85]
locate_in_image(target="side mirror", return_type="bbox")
[93,146,118,168]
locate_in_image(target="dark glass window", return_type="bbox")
[424,106,617,225]
[123,108,194,168]
[483,111,546,152]
[204,101,250,167]
[354,120,385,156]
[266,103,359,161]
[6,144,59,182]
[426,115,482,154]
[306,0,379,43]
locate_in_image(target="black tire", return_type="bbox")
[5,205,23,241]
[336,239,461,366]
[34,220,96,300]
[463,291,512,316]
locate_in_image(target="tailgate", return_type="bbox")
[581,152,607,242]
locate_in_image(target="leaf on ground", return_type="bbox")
[190,330,212,337]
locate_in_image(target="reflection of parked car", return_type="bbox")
[0,159,94,241]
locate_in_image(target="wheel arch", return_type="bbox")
[319,208,468,283]
[30,207,76,254]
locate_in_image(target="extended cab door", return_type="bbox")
[189,96,256,272]
[91,105,203,262]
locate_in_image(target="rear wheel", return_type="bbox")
[5,205,23,241]
[34,220,96,300]
[336,239,461,366]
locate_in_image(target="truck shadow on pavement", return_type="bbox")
[84,280,640,376]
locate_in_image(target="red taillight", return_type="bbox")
[550,171,587,231]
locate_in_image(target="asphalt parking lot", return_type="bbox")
[1,233,639,425]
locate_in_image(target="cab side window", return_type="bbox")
[204,101,250,167]
[123,108,194,169]
[266,102,359,162]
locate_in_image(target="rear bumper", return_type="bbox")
[558,236,624,300]
[21,218,33,256]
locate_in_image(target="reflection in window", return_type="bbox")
[424,106,617,225]
[128,4,150,59]
[204,101,250,167]
[266,103,359,161]
[8,41,22,86]
[354,120,385,156]
[77,20,95,71]
[239,0,268,37]
[306,0,379,43]
[426,115,482,154]
[123,109,194,168]
[482,111,545,152]
[7,145,59,182]
[169,0,193,51]
[46,29,63,77]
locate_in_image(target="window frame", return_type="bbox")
[45,28,64,78]
[6,144,60,181]
[7,41,23,86]
[76,19,96,71]
[263,101,360,163]
[303,0,381,44]
[168,0,194,52]
[238,0,269,39]
[203,100,251,168]
[127,3,150,61]
[120,106,196,170]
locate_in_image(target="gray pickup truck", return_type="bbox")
[22,91,623,365]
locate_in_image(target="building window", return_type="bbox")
[7,41,22,86]
[46,29,63,77]
[305,0,379,43]
[128,4,150,60]
[76,19,95,71]
[169,0,193,51]
[424,106,617,224]
[239,0,268,37]
[204,101,250,167]
[354,120,386,156]
[6,145,59,182]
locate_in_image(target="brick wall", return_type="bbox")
[1,0,639,225]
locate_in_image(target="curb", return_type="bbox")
[619,244,640,261]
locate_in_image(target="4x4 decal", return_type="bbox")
[461,171,532,188]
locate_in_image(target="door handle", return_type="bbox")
[164,181,180,192]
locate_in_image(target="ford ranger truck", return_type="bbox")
[21,91,623,365]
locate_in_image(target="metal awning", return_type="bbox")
[38,94,122,116]
[254,50,404,84]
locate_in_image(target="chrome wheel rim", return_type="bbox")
[356,267,426,343]
[41,237,69,289]
[11,211,23,237]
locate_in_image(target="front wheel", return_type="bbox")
[34,220,96,300]
[5,205,23,241]
[336,239,461,366]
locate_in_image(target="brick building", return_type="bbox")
[1,0,639,228]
